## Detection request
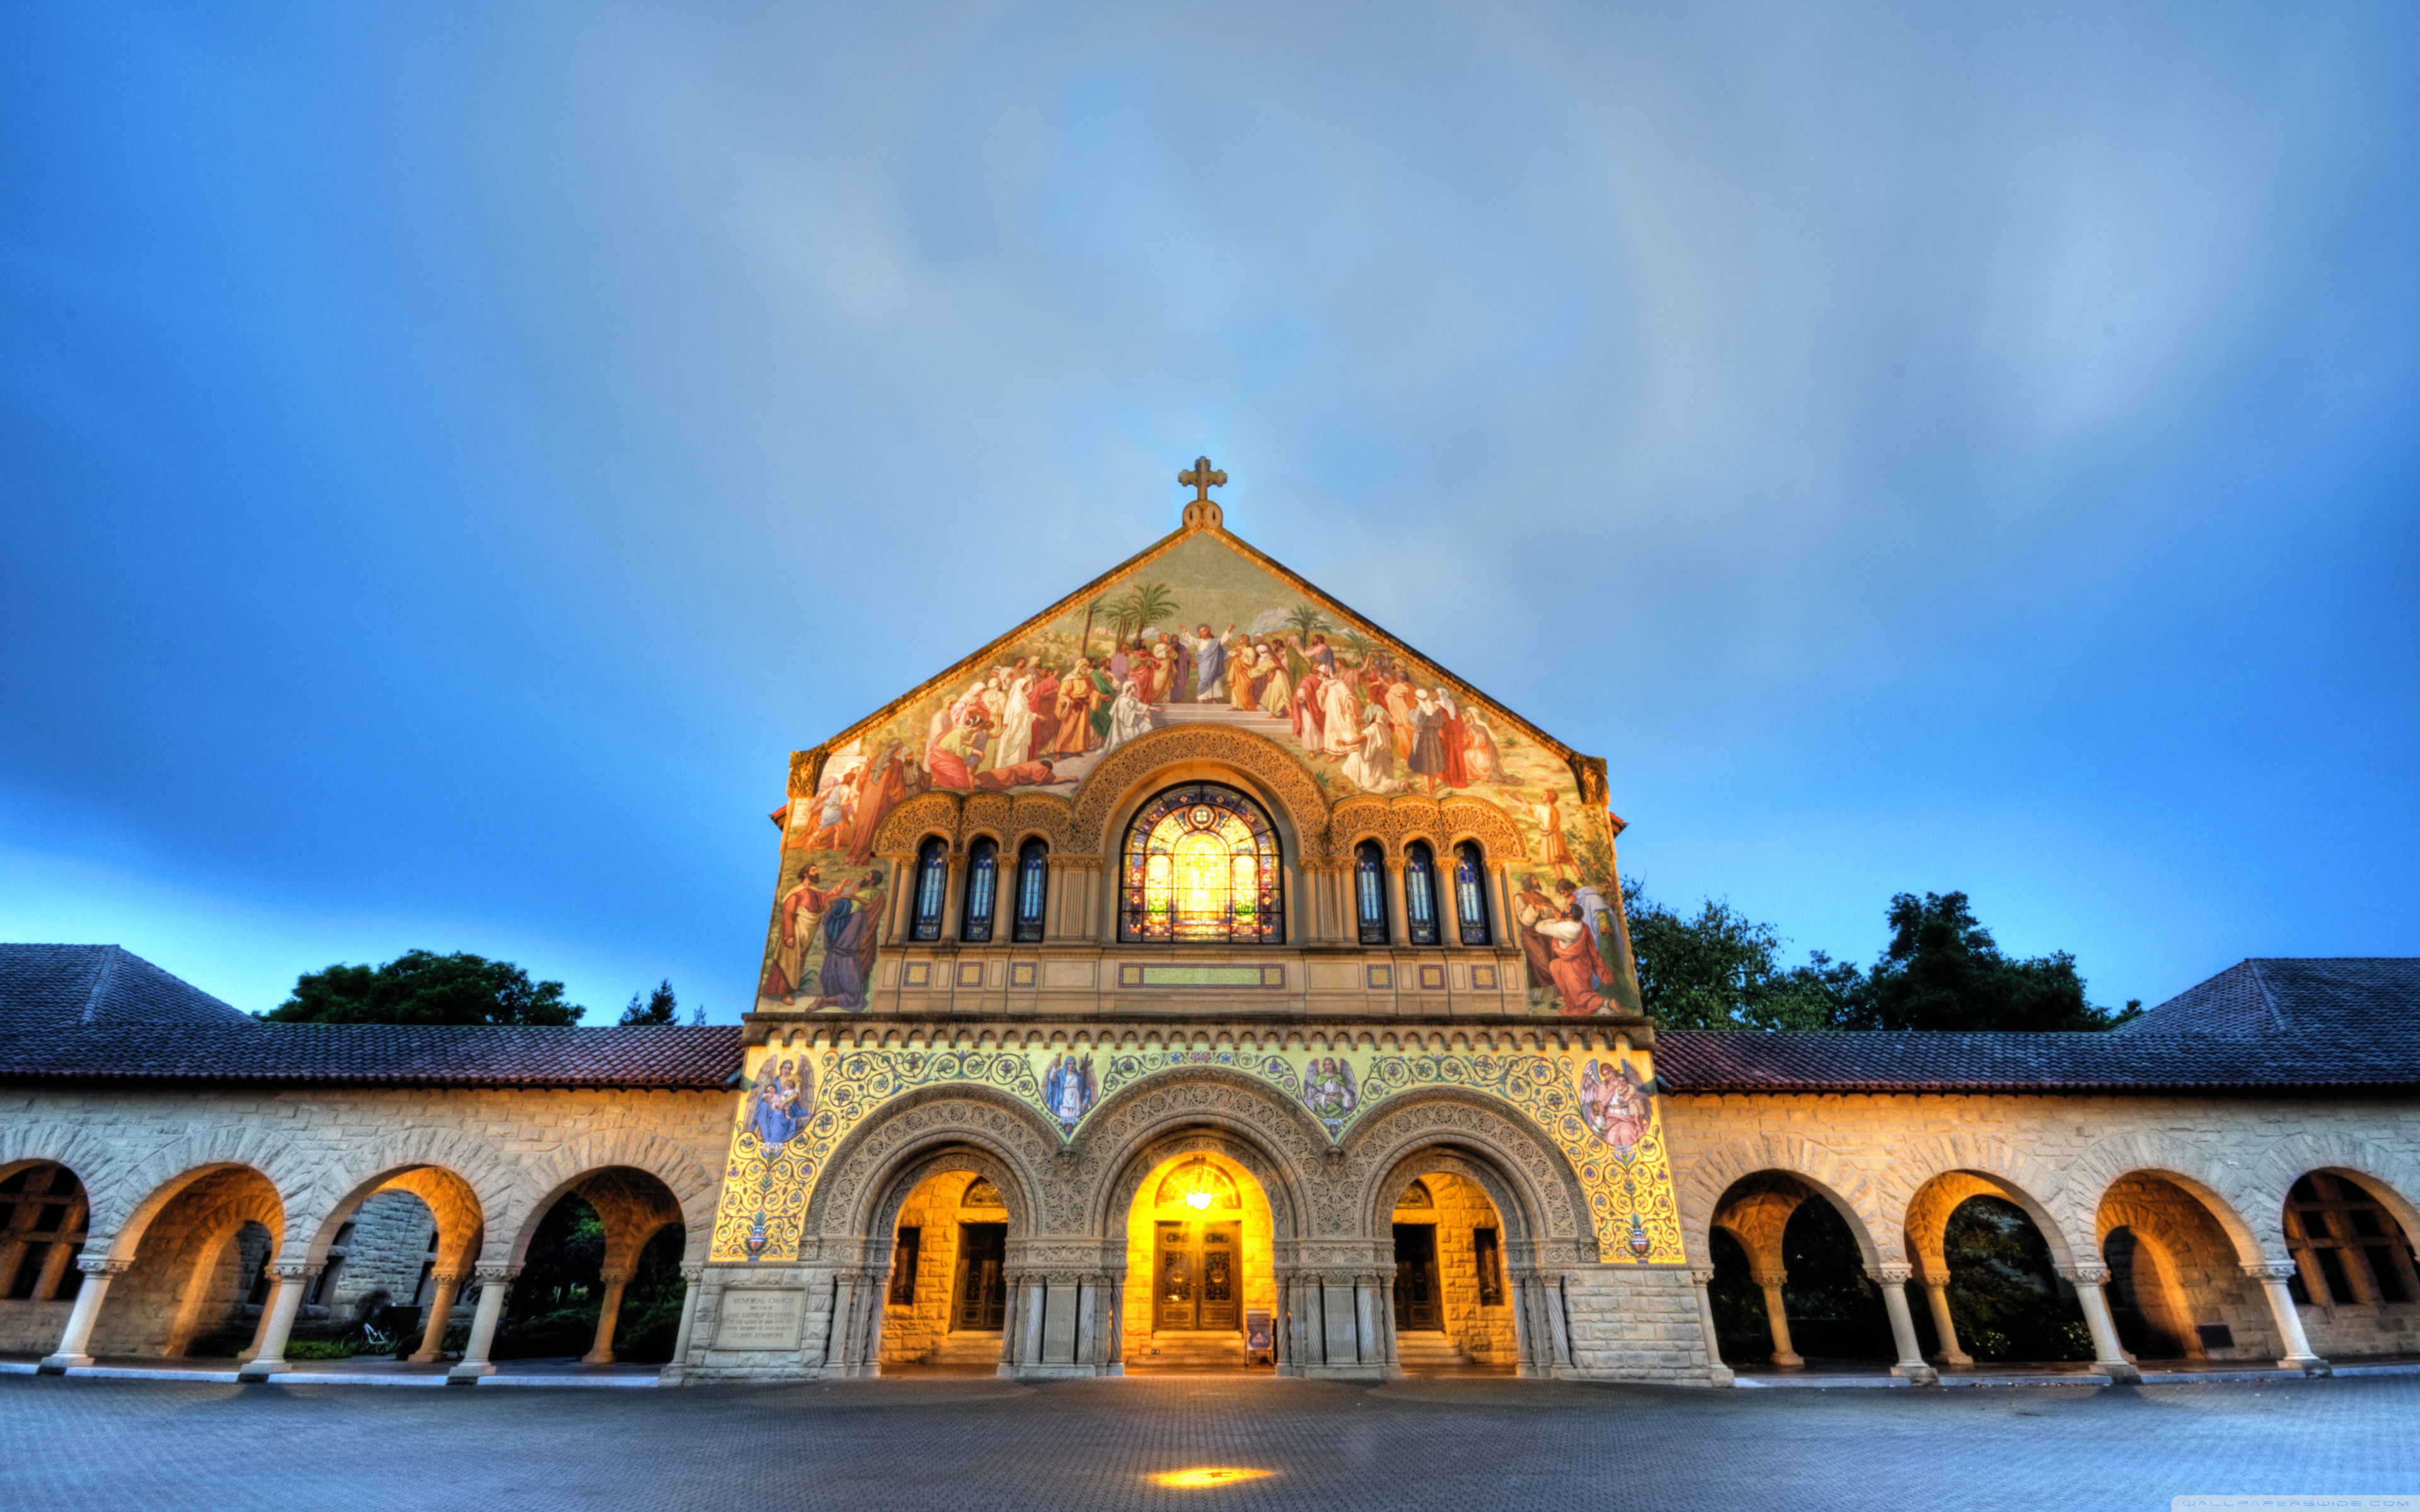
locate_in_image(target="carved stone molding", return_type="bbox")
[1073,1068,1335,1235]
[805,1087,1063,1239]
[2242,1261,2300,1283]
[1326,793,1525,863]
[1066,725,1333,861]
[1338,1090,1593,1251]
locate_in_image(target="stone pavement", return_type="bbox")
[4,1372,2416,1512]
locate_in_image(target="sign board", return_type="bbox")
[714,1288,807,1351]
[1244,1309,1274,1359]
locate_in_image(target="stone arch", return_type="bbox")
[283,1125,518,1266]
[0,1123,116,1215]
[1436,796,1525,862]
[2225,1130,2420,1264]
[1674,1131,1891,1269]
[1873,1131,2080,1269]
[870,791,964,859]
[803,1084,1062,1249]
[89,1161,287,1357]
[1076,1068,1330,1240]
[1339,1091,1592,1258]
[500,1128,720,1268]
[1067,724,1332,862]
[2063,1130,2272,1266]
[92,1123,314,1263]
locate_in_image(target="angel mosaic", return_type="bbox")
[1044,1052,1097,1128]
[744,1055,814,1152]
[1301,1056,1359,1129]
[1577,1057,1656,1151]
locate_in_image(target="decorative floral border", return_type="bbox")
[709,1044,1682,1266]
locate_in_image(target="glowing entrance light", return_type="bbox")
[1185,1190,1214,1211]
[1148,1468,1274,1489]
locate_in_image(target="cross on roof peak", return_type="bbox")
[1178,456,1227,529]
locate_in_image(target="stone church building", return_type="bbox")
[4,475,2416,1388]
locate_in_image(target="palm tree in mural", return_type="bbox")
[1284,603,1334,641]
[1124,582,1180,639]
[1078,596,1108,656]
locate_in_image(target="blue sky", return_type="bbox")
[4,3,2415,1022]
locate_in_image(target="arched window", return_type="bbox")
[1012,839,1048,944]
[1119,783,1284,944]
[960,837,998,943]
[1354,841,1390,946]
[909,837,948,941]
[1453,842,1492,946]
[1154,1158,1241,1211]
[1405,841,1441,946]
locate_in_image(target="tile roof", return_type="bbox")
[0,944,744,1089]
[1657,957,2420,1095]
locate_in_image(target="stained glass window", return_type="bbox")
[910,837,948,942]
[1354,841,1390,946]
[1405,842,1440,946]
[1119,783,1284,944]
[1153,1158,1242,1211]
[1453,841,1492,946]
[1013,839,1048,943]
[960,837,998,943]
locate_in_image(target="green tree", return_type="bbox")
[1841,891,2139,1032]
[1621,879,1858,1030]
[1283,603,1332,640]
[1125,581,1179,635]
[618,980,679,1026]
[260,950,584,1026]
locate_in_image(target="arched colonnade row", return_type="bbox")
[683,1071,1606,1381]
[1681,1127,2420,1382]
[0,1120,719,1382]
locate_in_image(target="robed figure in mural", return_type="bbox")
[817,874,885,1009]
[1044,1053,1097,1127]
[746,1056,811,1150]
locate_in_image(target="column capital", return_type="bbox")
[2243,1261,2301,1283]
[473,1263,519,1284]
[597,1268,632,1286]
[270,1261,324,1283]
[679,1263,706,1283]
[427,1268,471,1288]
[1866,1263,1915,1286]
[1687,1266,1717,1286]
[1751,1269,1789,1290]
[2063,1264,2112,1286]
[76,1256,134,1278]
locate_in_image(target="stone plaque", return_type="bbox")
[714,1288,806,1351]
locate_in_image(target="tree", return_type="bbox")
[1841,891,2138,1032]
[260,950,584,1026]
[1125,581,1179,636]
[619,980,679,1026]
[1621,881,2137,1033]
[1622,879,1859,1031]
[1282,603,1332,640]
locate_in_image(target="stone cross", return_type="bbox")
[1178,457,1227,528]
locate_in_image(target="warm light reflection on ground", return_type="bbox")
[1148,1467,1275,1489]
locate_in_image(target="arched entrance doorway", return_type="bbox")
[1383,1174,1516,1374]
[1707,1172,1893,1371]
[880,1171,1013,1371]
[1123,1151,1275,1373]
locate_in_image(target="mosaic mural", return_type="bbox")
[708,1041,1684,1266]
[752,527,1639,1017]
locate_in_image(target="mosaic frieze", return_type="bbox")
[710,1040,1683,1267]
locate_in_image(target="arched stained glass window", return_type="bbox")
[1453,842,1492,946]
[1405,841,1440,947]
[1354,841,1390,946]
[960,837,998,943]
[1153,1158,1241,1211]
[1013,839,1048,944]
[1119,783,1284,944]
[910,837,948,942]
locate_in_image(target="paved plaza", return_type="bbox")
[4,1372,2415,1512]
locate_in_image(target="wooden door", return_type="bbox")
[1393,1223,1439,1331]
[1156,1221,1197,1329]
[954,1222,1006,1330]
[1198,1222,1240,1330]
[1156,1220,1244,1332]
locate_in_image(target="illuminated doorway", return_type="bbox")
[1124,1152,1275,1372]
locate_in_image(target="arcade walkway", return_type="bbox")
[5,1369,2414,1510]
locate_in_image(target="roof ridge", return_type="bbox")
[81,946,123,1028]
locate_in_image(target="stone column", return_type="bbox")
[1384,859,1410,948]
[2063,1266,2145,1383]
[581,1268,631,1365]
[885,862,916,943]
[1486,864,1512,948]
[241,1271,278,1360]
[2244,1261,2331,1376]
[665,1263,706,1378]
[1752,1269,1802,1367]
[1688,1266,1735,1385]
[1922,1278,1971,1366]
[38,1256,132,1372]
[447,1264,517,1382]
[410,1269,468,1363]
[938,856,965,941]
[1868,1265,1937,1385]
[238,1262,321,1382]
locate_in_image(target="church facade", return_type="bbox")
[5,472,2417,1389]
